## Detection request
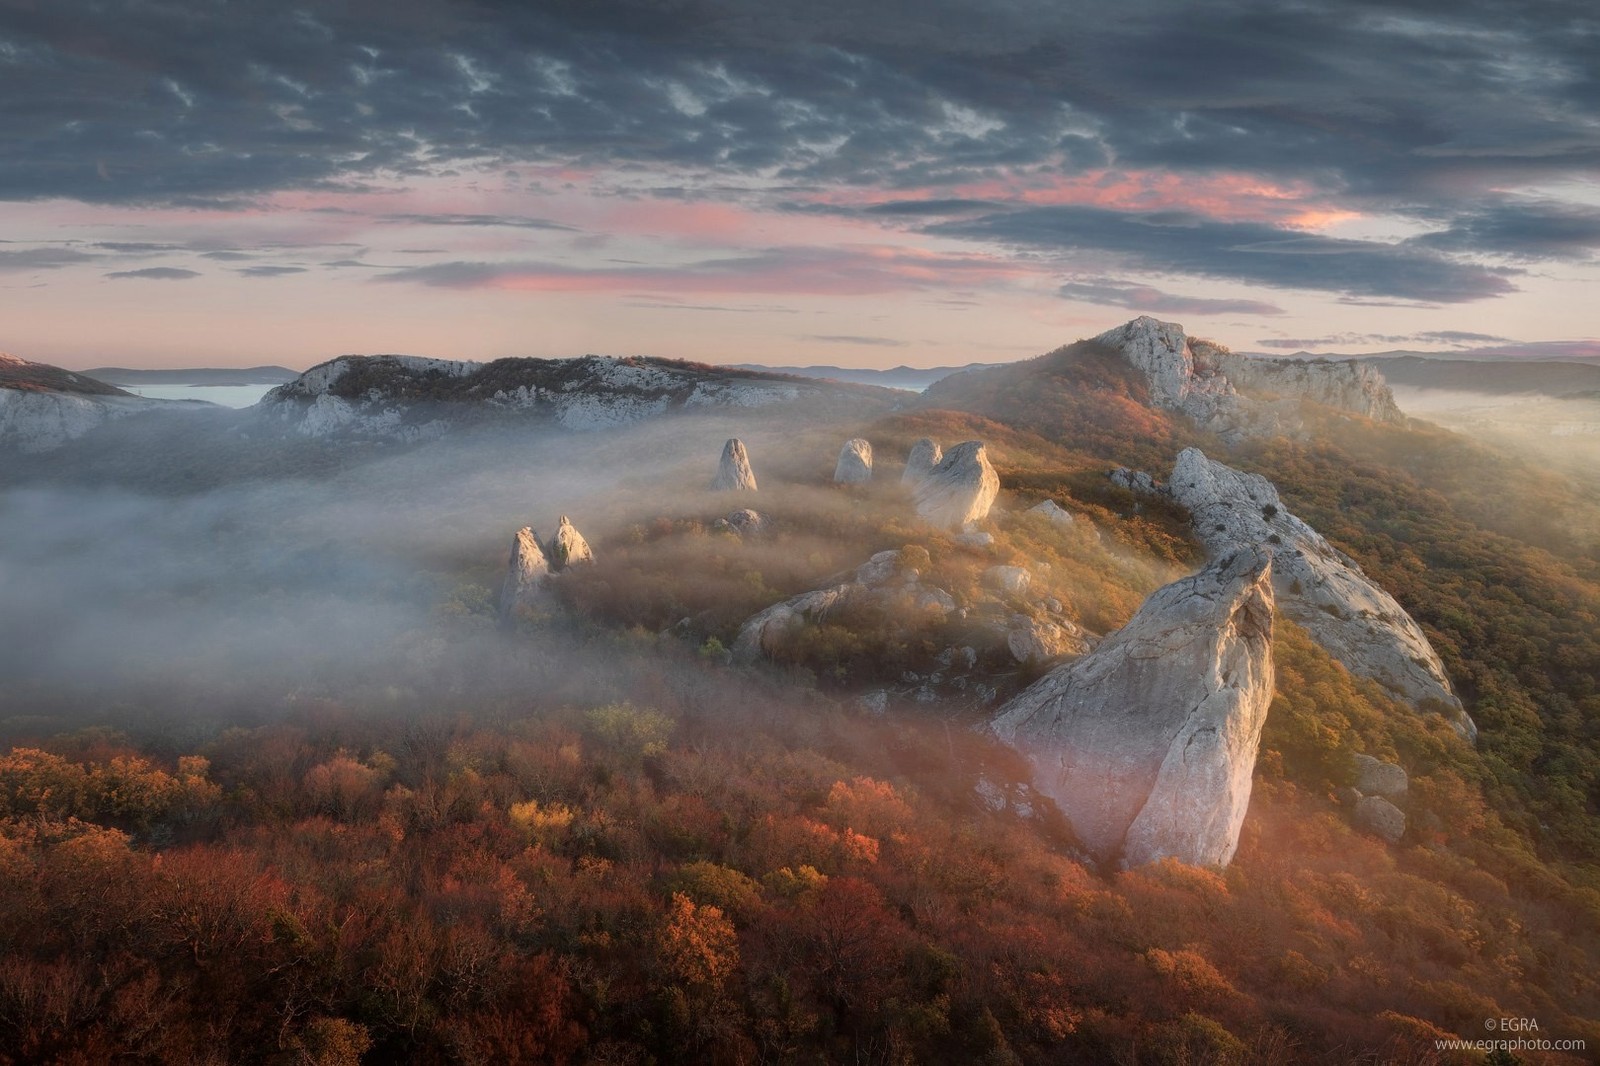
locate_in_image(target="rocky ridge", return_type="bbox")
[1092,317,1404,437]
[1167,448,1474,739]
[1,352,210,453]
[990,551,1277,868]
[260,353,900,441]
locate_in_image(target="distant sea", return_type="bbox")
[119,383,278,408]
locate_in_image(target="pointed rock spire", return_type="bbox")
[901,438,943,484]
[833,438,873,483]
[498,527,550,617]
[543,515,594,571]
[712,437,758,491]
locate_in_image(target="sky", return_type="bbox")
[2,0,1599,371]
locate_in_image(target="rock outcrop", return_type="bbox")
[543,515,594,571]
[732,550,951,663]
[834,438,873,483]
[712,438,758,491]
[1028,499,1075,526]
[990,551,1276,868]
[716,509,768,537]
[499,527,552,617]
[1354,795,1407,843]
[1168,447,1474,740]
[1092,317,1405,437]
[902,438,943,484]
[913,441,1000,528]
[1352,753,1408,800]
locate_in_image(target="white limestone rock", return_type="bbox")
[1005,616,1087,664]
[1168,447,1474,740]
[991,550,1276,868]
[984,565,1032,596]
[1028,499,1075,526]
[902,438,943,484]
[542,515,595,572]
[712,438,758,491]
[720,509,768,536]
[1352,754,1409,800]
[834,438,874,483]
[914,440,1000,529]
[1093,316,1406,436]
[1354,795,1407,843]
[499,527,552,617]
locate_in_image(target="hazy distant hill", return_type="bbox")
[730,361,1004,391]
[85,365,300,386]
[0,353,129,396]
[1370,355,1600,398]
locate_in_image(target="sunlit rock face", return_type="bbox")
[499,527,551,617]
[913,440,999,528]
[834,438,873,483]
[991,551,1276,868]
[1093,316,1405,436]
[542,515,594,572]
[1169,447,1474,740]
[902,438,943,484]
[711,437,758,491]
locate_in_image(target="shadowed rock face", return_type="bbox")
[902,438,943,484]
[991,551,1276,868]
[834,438,873,483]
[913,440,999,528]
[499,527,550,617]
[1168,447,1474,741]
[543,515,594,571]
[712,437,758,491]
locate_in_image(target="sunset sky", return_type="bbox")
[3,0,1598,370]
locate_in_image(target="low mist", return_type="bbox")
[0,410,877,733]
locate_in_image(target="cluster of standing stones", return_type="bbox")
[497,515,595,618]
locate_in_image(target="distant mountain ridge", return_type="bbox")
[260,352,904,440]
[1,351,209,453]
[729,362,1004,391]
[85,365,300,386]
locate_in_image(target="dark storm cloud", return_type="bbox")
[104,267,201,280]
[2,0,1597,301]
[1058,277,1285,316]
[930,206,1518,303]
[1414,200,1600,258]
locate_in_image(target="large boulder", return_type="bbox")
[543,515,595,571]
[1028,499,1075,526]
[902,438,943,484]
[914,440,1000,529]
[1168,447,1474,741]
[991,551,1276,868]
[712,437,758,491]
[834,438,873,483]
[1354,795,1407,843]
[499,527,551,617]
[1352,754,1409,800]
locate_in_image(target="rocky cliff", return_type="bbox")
[259,353,900,441]
[1168,447,1474,739]
[0,352,206,453]
[991,551,1276,868]
[1092,317,1404,435]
